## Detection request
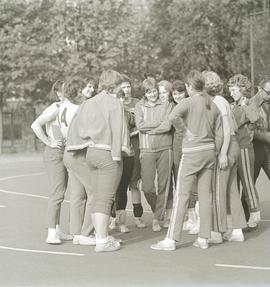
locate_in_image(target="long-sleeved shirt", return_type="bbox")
[231,98,259,148]
[251,91,270,144]
[66,91,130,161]
[134,99,173,152]
[169,93,223,154]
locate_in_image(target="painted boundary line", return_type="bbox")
[0,189,70,203]
[0,172,45,182]
[0,205,6,208]
[215,264,270,270]
[0,245,85,256]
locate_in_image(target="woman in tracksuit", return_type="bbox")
[151,70,223,251]
[135,77,173,232]
[227,74,260,231]
[202,71,247,244]
[66,70,130,252]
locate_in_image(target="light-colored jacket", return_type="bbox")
[66,91,130,161]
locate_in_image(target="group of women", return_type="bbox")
[31,69,270,252]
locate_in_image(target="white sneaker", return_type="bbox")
[163,218,170,228]
[182,219,194,231]
[223,229,244,242]
[152,219,162,232]
[95,240,121,252]
[208,231,223,244]
[193,237,208,249]
[118,224,130,233]
[134,217,146,228]
[248,211,261,227]
[151,239,176,251]
[109,217,117,230]
[76,235,96,246]
[56,228,73,241]
[188,221,200,235]
[46,228,61,244]
[108,235,123,244]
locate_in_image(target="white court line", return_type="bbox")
[0,245,84,256]
[0,205,6,208]
[0,172,45,182]
[261,219,270,222]
[215,264,270,271]
[0,189,70,203]
[122,236,143,243]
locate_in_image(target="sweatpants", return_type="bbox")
[43,146,68,228]
[111,156,134,216]
[238,146,260,213]
[140,149,173,221]
[86,148,123,215]
[63,149,94,236]
[212,137,247,232]
[254,140,270,181]
[167,149,215,241]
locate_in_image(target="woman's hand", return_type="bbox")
[218,153,228,170]
[49,139,65,150]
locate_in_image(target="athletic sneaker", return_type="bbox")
[208,231,223,244]
[182,219,194,231]
[163,218,170,228]
[223,229,244,242]
[108,236,122,244]
[73,235,96,246]
[150,239,176,251]
[46,234,61,245]
[95,240,121,252]
[118,224,130,233]
[109,217,117,230]
[56,228,73,241]
[152,219,162,232]
[134,217,146,228]
[193,238,208,249]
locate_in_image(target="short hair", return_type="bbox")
[64,78,86,101]
[86,78,96,88]
[259,76,270,88]
[121,74,131,85]
[202,71,223,96]
[98,70,124,92]
[227,74,251,97]
[158,80,172,93]
[142,77,157,92]
[50,80,65,101]
[185,70,205,92]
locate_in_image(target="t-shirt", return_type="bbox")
[213,95,235,136]
[57,99,79,139]
[41,102,61,142]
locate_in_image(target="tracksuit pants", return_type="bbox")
[167,149,215,241]
[43,146,68,228]
[140,149,173,221]
[238,146,260,213]
[254,140,270,181]
[63,149,94,236]
[212,137,247,232]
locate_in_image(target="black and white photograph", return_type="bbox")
[0,0,270,286]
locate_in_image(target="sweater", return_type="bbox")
[66,91,130,161]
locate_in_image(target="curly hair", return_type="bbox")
[50,79,65,102]
[202,71,223,96]
[227,74,251,98]
[158,80,173,102]
[142,77,157,92]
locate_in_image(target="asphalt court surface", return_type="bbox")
[0,153,270,287]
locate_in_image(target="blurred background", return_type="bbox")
[0,0,269,153]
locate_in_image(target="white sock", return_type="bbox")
[197,237,207,243]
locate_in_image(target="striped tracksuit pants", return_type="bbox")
[238,146,260,213]
[212,137,247,232]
